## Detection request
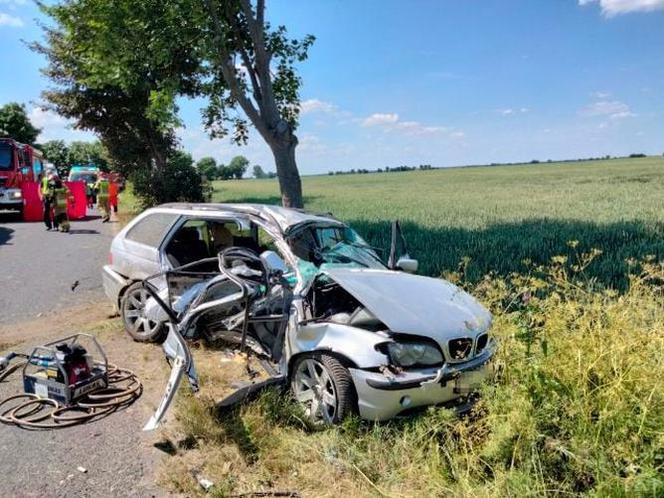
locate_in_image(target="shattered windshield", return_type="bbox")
[288,224,385,272]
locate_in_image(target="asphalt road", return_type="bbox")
[0,211,115,325]
[0,211,170,498]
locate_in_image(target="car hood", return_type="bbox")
[322,268,492,342]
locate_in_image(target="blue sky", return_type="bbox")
[1,0,663,174]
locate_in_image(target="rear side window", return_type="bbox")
[125,213,179,247]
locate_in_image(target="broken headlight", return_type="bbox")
[385,342,443,368]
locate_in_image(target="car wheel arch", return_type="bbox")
[287,349,358,377]
[288,350,360,422]
[117,280,138,309]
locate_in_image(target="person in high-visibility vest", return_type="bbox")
[95,174,111,223]
[85,180,95,209]
[39,172,55,230]
[52,183,74,232]
[44,174,73,232]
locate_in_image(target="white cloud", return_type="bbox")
[498,107,529,116]
[450,131,466,139]
[579,100,636,119]
[299,99,337,115]
[579,0,664,16]
[28,107,95,142]
[361,112,447,136]
[362,113,399,127]
[0,12,23,27]
[396,121,446,135]
[592,91,611,99]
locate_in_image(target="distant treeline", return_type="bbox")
[326,154,654,176]
[328,164,434,175]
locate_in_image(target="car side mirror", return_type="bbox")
[388,220,416,270]
[396,257,418,273]
[260,250,289,275]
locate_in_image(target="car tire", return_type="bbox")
[290,353,356,425]
[120,281,166,343]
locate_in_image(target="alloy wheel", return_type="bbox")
[123,287,161,340]
[292,358,338,424]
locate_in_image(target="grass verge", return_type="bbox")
[159,253,664,497]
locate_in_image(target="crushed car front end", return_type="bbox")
[350,339,496,420]
[294,267,497,420]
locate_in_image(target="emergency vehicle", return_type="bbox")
[0,138,44,218]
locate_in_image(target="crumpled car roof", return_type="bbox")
[158,202,342,233]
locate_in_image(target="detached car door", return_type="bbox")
[144,216,262,430]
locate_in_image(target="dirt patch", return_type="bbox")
[0,305,174,497]
[0,301,116,347]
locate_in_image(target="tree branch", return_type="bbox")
[203,0,271,140]
[238,0,278,125]
[229,21,264,114]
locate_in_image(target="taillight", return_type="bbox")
[108,252,113,265]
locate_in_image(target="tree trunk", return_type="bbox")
[270,138,303,208]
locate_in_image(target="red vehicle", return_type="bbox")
[0,138,44,218]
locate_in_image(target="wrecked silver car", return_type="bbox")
[107,204,496,429]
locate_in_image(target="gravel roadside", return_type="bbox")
[0,213,175,497]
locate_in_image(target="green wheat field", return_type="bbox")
[215,157,664,288]
[159,157,664,497]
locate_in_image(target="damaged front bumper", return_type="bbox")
[349,339,497,421]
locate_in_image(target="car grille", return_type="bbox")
[475,334,488,354]
[448,338,473,361]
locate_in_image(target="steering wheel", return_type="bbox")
[218,246,269,288]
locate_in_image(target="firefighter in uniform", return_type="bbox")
[95,174,111,222]
[40,172,54,230]
[52,181,73,232]
[44,174,73,232]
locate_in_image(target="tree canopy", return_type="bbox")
[196,156,219,181]
[35,0,314,207]
[40,139,111,177]
[227,155,249,179]
[252,164,267,179]
[0,103,41,144]
[40,140,69,176]
[33,0,203,203]
[132,151,208,208]
[198,0,315,206]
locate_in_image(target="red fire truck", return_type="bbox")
[0,138,45,218]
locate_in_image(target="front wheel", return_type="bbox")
[290,353,356,425]
[120,282,166,342]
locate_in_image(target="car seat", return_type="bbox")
[168,227,209,267]
[211,224,234,254]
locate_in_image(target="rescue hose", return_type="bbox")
[0,364,142,429]
[0,360,27,383]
